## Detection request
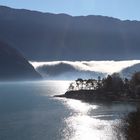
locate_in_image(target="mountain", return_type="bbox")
[0,6,140,60]
[120,63,140,78]
[32,61,106,80]
[0,41,42,80]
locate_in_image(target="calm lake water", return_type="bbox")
[0,81,137,140]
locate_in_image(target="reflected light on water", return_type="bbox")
[63,99,123,140]
[66,99,97,114]
[66,115,112,140]
[36,80,72,96]
[38,81,124,140]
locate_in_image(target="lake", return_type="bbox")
[0,81,137,140]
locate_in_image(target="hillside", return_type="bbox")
[120,63,140,78]
[0,41,42,80]
[0,6,140,60]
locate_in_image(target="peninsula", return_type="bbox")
[55,72,140,102]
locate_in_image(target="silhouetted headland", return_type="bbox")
[0,41,42,81]
[55,72,140,102]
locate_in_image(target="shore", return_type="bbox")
[54,90,140,103]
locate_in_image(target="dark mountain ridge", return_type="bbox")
[0,6,140,60]
[0,41,42,80]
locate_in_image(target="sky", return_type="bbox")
[0,0,140,20]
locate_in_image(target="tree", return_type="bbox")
[131,72,140,86]
[86,79,93,90]
[68,83,75,91]
[102,75,113,91]
[97,76,102,89]
[130,72,140,97]
[76,78,83,90]
[111,73,124,92]
[123,108,140,140]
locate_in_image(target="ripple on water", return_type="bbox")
[60,99,134,140]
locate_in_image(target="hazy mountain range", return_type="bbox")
[0,6,140,61]
[1,5,140,80]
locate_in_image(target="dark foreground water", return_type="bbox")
[0,81,137,140]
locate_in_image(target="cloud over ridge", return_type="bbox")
[30,60,140,80]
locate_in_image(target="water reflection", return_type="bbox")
[66,99,97,114]
[0,81,138,140]
[62,99,132,140]
[37,80,72,96]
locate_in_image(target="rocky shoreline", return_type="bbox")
[54,90,140,103]
[54,72,140,103]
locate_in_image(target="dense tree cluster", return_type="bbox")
[123,108,140,140]
[68,72,140,99]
